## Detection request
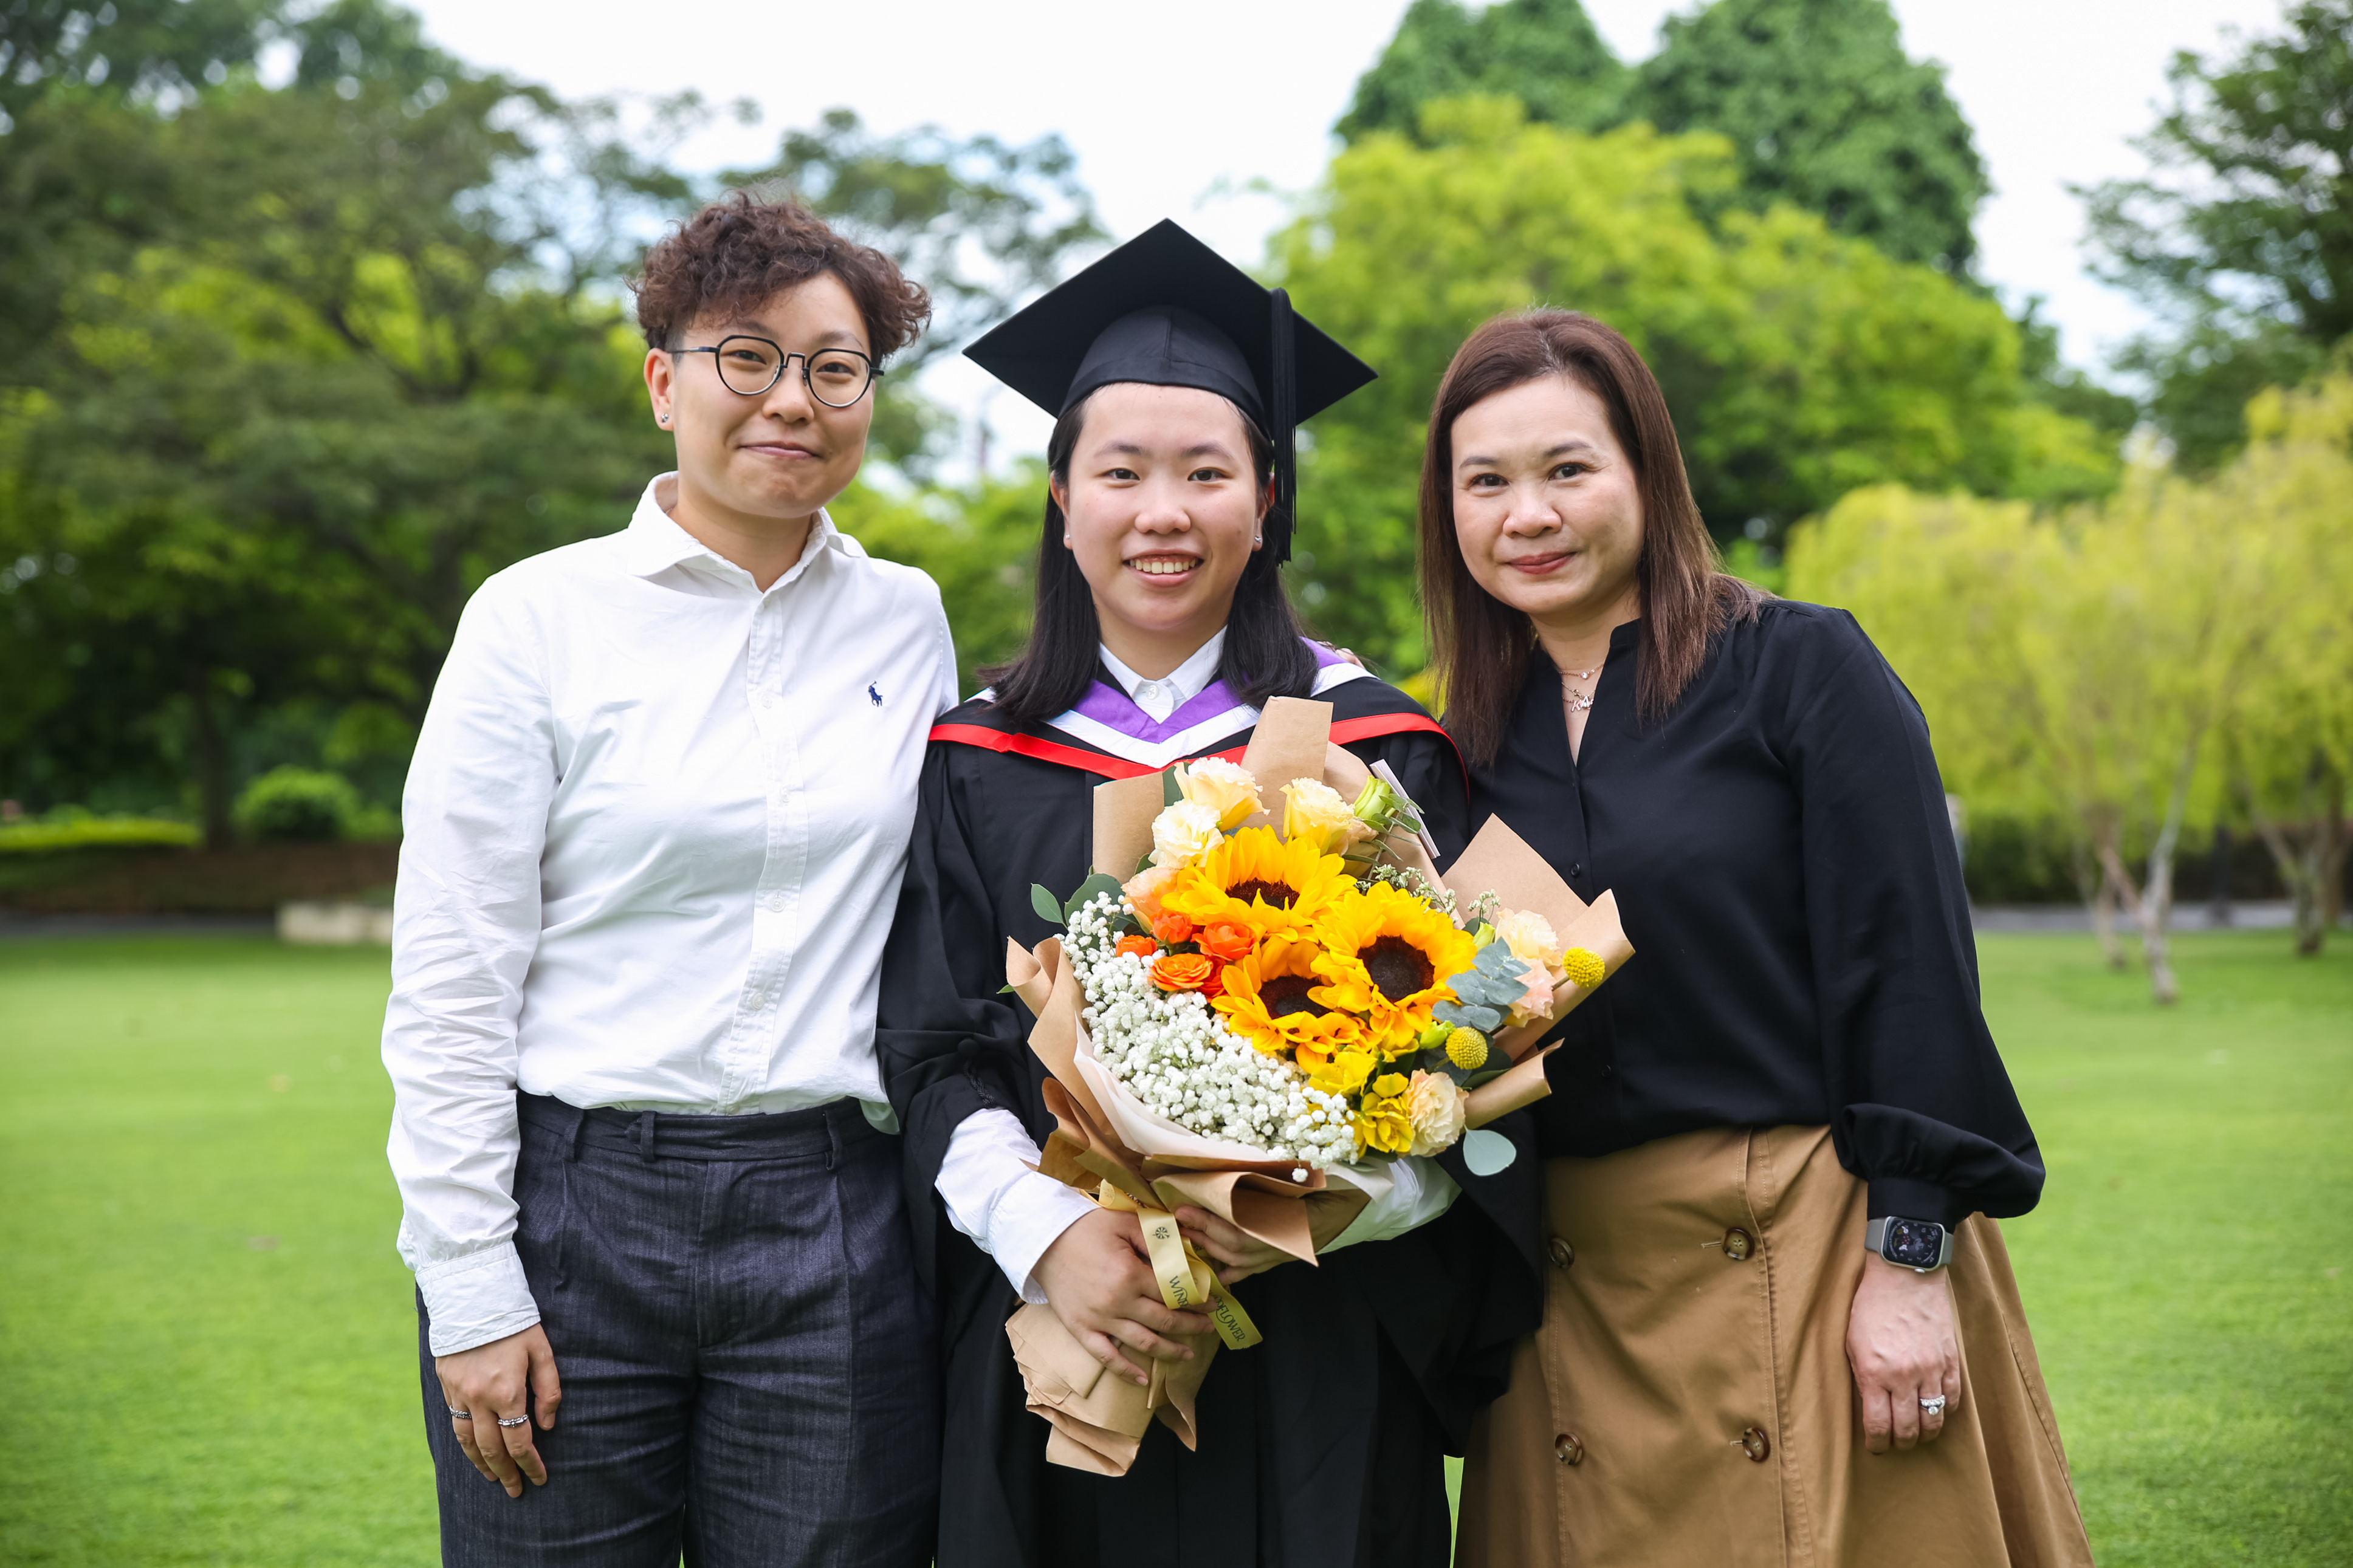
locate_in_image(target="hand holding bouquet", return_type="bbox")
[1003,699,1632,1473]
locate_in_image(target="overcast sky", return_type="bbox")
[405,0,2274,463]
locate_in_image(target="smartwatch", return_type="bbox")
[1866,1216,1953,1273]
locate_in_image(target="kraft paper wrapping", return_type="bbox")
[1440,816,1636,1064]
[1005,697,1630,1474]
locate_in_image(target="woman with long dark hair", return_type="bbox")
[874,223,1540,1567]
[1424,310,2093,1567]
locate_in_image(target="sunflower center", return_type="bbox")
[1359,936,1434,1002]
[1259,974,1328,1019]
[1228,878,1297,909]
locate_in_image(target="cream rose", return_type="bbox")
[1405,1069,1470,1158]
[1281,777,1376,855]
[1494,908,1567,1026]
[1149,799,1224,868]
[1494,908,1563,969]
[1175,756,1263,831]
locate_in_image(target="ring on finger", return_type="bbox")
[495,1414,532,1428]
[1919,1394,1948,1416]
[447,1407,472,1420]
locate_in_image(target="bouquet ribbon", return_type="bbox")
[1093,1181,1262,1351]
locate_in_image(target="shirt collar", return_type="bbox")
[1099,628,1228,714]
[613,473,859,589]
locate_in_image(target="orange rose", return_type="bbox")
[1151,911,1197,945]
[1197,919,1255,965]
[1150,952,1218,993]
[1115,934,1158,960]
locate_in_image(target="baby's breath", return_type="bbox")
[1067,893,1357,1172]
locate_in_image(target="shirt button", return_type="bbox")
[1739,1426,1771,1463]
[1568,861,1585,878]
[1723,1227,1754,1262]
[765,893,785,913]
[744,991,768,1011]
[1547,1236,1576,1271]
[1553,1433,1584,1466]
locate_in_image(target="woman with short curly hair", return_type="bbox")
[383,192,950,1566]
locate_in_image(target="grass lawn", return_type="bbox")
[1,930,2346,1566]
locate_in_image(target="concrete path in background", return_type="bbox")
[1971,901,2310,933]
[0,905,2332,939]
[0,912,275,940]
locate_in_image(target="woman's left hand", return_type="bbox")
[1845,1251,1963,1454]
[1175,1199,1359,1286]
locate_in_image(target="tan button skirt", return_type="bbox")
[1455,1125,2094,1568]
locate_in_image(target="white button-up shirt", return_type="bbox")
[934,632,1456,1306]
[383,475,958,1355]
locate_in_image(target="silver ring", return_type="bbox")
[495,1414,531,1428]
[1920,1395,1948,1416]
[446,1407,472,1420]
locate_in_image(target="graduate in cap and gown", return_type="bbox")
[874,222,1542,1568]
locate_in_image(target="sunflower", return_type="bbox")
[1308,882,1480,1052]
[1215,935,1372,1084]
[1162,826,1352,940]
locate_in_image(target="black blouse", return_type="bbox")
[1474,601,2044,1227]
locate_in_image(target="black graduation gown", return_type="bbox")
[876,669,1541,1568]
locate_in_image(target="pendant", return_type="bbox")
[1564,689,1595,713]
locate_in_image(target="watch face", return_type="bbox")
[1883,1217,1945,1268]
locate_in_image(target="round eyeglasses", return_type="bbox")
[673,335,879,408]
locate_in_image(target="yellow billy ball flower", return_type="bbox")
[1562,946,1607,990]
[1444,1026,1489,1070]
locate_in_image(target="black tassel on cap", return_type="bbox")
[1269,286,1298,563]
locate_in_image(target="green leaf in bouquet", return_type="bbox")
[1030,883,1065,926]
[1063,872,1128,922]
[1163,766,1184,807]
[1460,1064,1507,1089]
[1462,1128,1516,1175]
[1434,999,1505,1033]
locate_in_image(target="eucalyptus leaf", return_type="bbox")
[1029,883,1065,926]
[1163,767,1184,807]
[1462,1128,1517,1176]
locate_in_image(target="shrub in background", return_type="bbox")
[232,768,360,844]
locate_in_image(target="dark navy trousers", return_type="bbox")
[418,1092,939,1567]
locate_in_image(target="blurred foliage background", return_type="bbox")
[2,0,2348,983]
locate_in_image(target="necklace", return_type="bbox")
[1560,665,1601,715]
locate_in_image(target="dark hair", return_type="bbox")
[1420,310,1763,765]
[978,386,1318,725]
[631,191,931,358]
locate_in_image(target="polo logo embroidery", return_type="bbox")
[868,683,884,707]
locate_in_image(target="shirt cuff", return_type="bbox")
[414,1243,541,1357]
[1866,1176,1972,1229]
[936,1108,1097,1304]
[1323,1155,1462,1251]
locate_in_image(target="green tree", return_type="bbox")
[2216,372,2353,951]
[1269,98,2114,670]
[1338,0,1988,275]
[1336,0,1627,142]
[0,1,678,837]
[2083,1,2353,470]
[1629,0,1988,273]
[726,109,1104,479]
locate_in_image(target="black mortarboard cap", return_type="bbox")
[963,219,1375,561]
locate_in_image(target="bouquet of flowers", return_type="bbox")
[1001,698,1632,1474]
